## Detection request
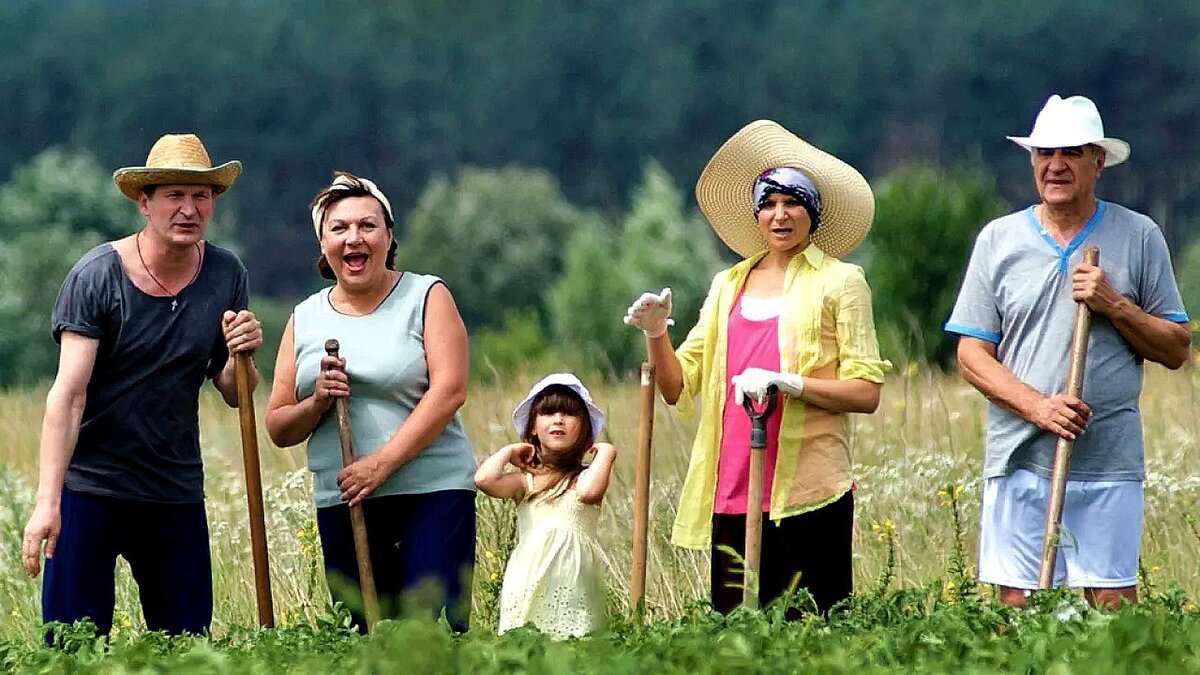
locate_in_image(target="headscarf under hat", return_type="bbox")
[752,167,822,233]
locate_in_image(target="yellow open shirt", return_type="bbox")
[671,246,892,549]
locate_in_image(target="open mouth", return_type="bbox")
[770,227,794,236]
[343,253,369,273]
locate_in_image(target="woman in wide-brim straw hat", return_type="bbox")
[266,172,477,633]
[624,120,891,616]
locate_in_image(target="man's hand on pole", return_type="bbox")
[624,288,675,338]
[1071,260,1124,316]
[1029,393,1091,441]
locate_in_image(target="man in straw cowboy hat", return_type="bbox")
[624,121,890,615]
[21,133,264,638]
[946,95,1190,609]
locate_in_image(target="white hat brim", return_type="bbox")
[511,373,605,441]
[1006,136,1130,167]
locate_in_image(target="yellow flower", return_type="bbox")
[490,572,500,582]
[484,550,496,560]
[870,519,895,542]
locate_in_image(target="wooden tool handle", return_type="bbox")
[630,363,655,612]
[743,447,765,609]
[235,351,274,627]
[323,338,381,631]
[1038,245,1099,589]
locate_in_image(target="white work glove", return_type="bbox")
[731,367,804,405]
[623,287,675,338]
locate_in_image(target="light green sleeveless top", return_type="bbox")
[293,273,475,508]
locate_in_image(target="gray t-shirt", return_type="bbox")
[52,242,249,502]
[946,201,1188,481]
[293,272,476,509]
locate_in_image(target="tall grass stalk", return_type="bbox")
[0,364,1196,641]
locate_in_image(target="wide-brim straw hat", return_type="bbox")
[112,133,241,201]
[695,120,875,259]
[1006,94,1130,167]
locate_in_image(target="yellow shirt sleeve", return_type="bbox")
[673,271,725,418]
[834,265,892,383]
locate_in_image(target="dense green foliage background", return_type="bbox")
[2,0,1199,383]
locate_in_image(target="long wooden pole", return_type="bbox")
[324,339,382,631]
[743,445,765,609]
[630,362,656,612]
[234,351,274,627]
[1038,246,1100,589]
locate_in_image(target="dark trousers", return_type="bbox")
[42,487,213,640]
[316,489,476,633]
[711,490,853,616]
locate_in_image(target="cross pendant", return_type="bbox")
[171,299,178,312]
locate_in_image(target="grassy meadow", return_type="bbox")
[1,364,1200,670]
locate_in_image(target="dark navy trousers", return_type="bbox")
[316,489,476,633]
[42,487,213,639]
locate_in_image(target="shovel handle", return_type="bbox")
[324,339,382,631]
[741,384,779,450]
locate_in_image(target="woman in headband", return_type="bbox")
[625,121,890,616]
[266,172,476,632]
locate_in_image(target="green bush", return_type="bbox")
[866,165,1009,370]
[399,167,608,330]
[548,162,724,375]
[0,150,136,387]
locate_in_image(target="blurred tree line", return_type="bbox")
[1,0,1199,386]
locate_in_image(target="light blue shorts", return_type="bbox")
[979,469,1142,589]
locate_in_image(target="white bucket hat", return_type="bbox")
[1007,95,1130,167]
[511,373,605,441]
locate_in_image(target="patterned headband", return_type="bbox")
[311,174,395,239]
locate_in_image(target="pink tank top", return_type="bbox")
[714,292,785,515]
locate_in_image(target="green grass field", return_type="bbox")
[2,365,1199,671]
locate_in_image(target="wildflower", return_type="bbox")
[490,572,500,582]
[869,519,895,542]
[937,483,964,508]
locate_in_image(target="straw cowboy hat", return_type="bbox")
[1007,95,1130,167]
[112,133,242,201]
[695,120,875,259]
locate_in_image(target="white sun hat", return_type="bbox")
[511,373,605,440]
[1007,95,1130,167]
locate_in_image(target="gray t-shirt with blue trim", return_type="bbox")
[946,201,1188,481]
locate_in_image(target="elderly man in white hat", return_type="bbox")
[946,95,1191,608]
[21,133,263,638]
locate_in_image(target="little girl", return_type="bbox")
[475,372,616,639]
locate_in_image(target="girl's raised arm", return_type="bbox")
[474,443,533,500]
[576,443,617,505]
